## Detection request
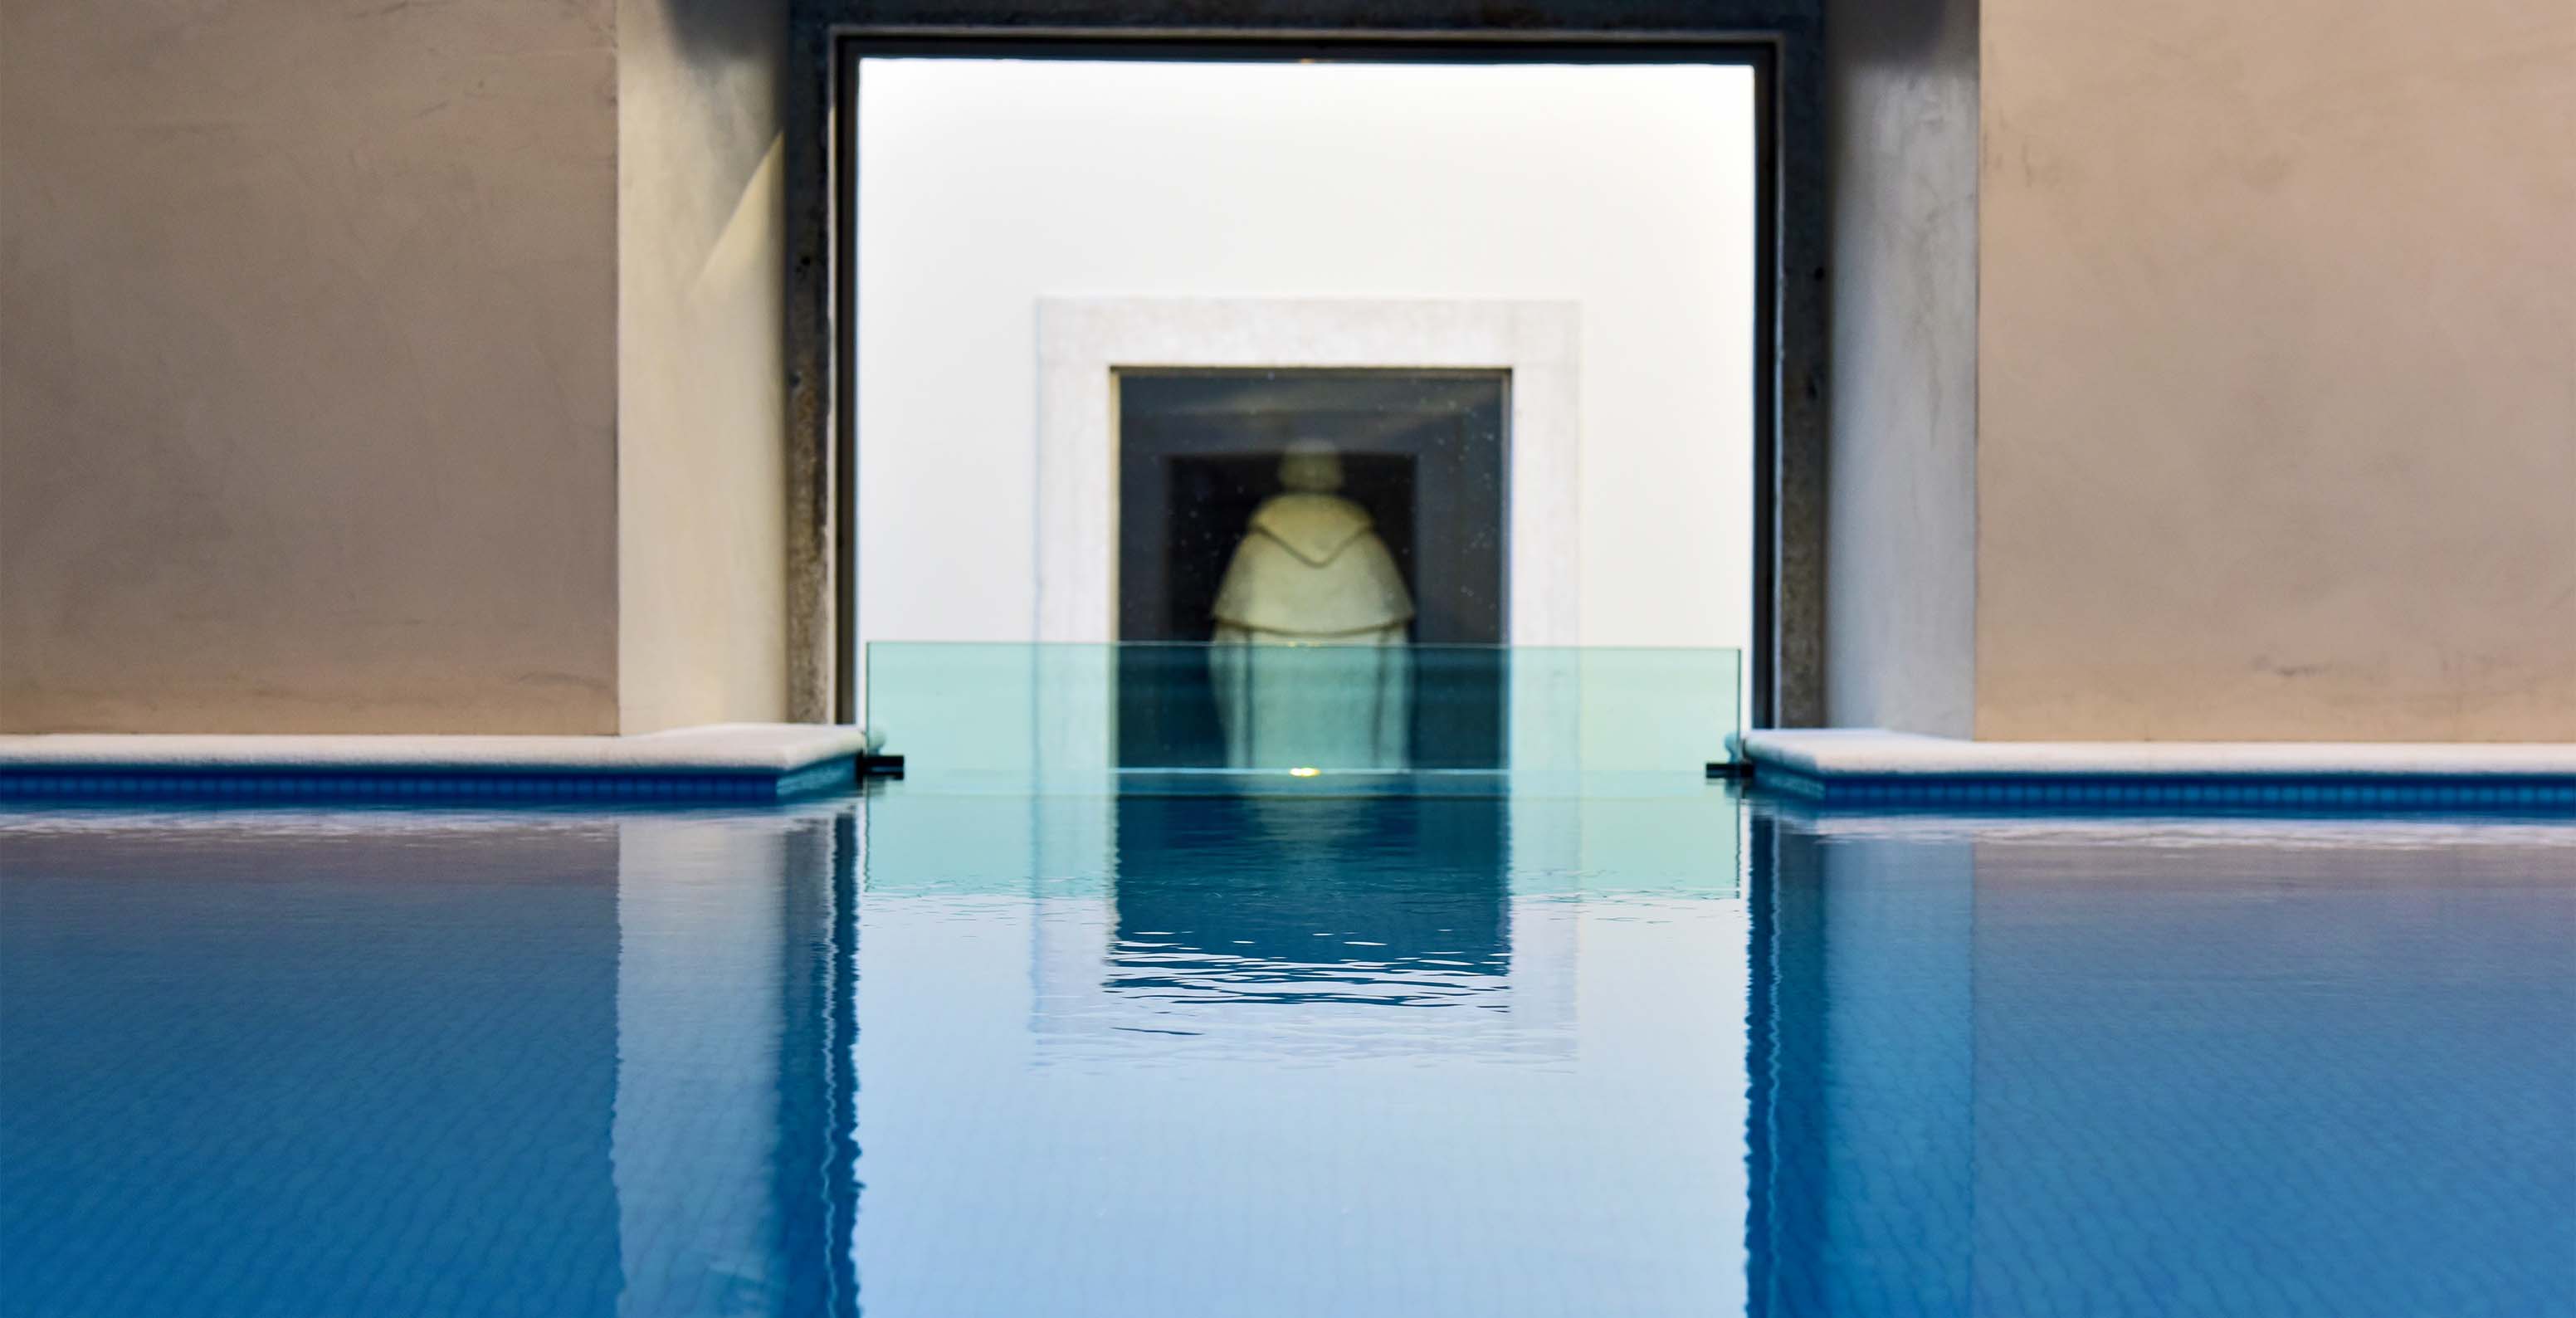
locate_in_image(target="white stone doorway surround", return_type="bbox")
[1033,297,1581,645]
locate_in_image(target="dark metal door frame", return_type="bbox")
[786,5,1827,729]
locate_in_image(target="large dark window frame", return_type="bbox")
[787,4,1827,730]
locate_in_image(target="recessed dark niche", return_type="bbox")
[1115,368,1509,769]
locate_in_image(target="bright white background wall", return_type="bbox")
[856,59,1756,663]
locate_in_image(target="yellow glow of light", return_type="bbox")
[1288,767,1322,778]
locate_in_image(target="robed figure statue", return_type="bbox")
[1208,441,1415,769]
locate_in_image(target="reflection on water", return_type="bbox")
[1014,791,1571,1065]
[856,783,1750,1315]
[0,808,856,1318]
[1749,813,2576,1318]
[1107,794,1509,1007]
[5,794,2569,1317]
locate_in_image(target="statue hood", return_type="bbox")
[1211,493,1415,636]
[1247,493,1376,566]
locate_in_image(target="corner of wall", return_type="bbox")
[614,0,793,734]
[1821,0,1980,738]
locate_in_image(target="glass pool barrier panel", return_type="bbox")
[861,642,1739,782]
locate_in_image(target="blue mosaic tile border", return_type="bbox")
[1756,768,2576,812]
[0,756,857,805]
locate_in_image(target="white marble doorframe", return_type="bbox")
[1033,297,1581,645]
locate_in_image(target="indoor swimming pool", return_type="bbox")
[2,784,2569,1316]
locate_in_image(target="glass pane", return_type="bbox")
[864,642,1738,784]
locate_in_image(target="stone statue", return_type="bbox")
[1207,441,1414,769]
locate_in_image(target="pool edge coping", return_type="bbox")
[1741,730,2576,810]
[0,725,876,803]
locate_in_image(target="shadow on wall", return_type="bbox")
[1834,0,1969,65]
[661,0,786,64]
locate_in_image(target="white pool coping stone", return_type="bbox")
[1742,729,2576,810]
[0,724,878,804]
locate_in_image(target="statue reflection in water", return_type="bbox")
[1208,440,1415,769]
[1105,793,1510,1014]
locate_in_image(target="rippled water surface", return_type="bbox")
[2,787,2569,1316]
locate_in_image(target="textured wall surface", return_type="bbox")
[1,0,622,732]
[617,0,791,732]
[1975,0,2576,740]
[1822,0,1979,736]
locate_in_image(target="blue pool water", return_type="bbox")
[2,786,2569,1316]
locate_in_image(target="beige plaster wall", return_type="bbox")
[614,0,789,732]
[1,0,622,733]
[1977,0,2576,740]
[1824,0,1980,736]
